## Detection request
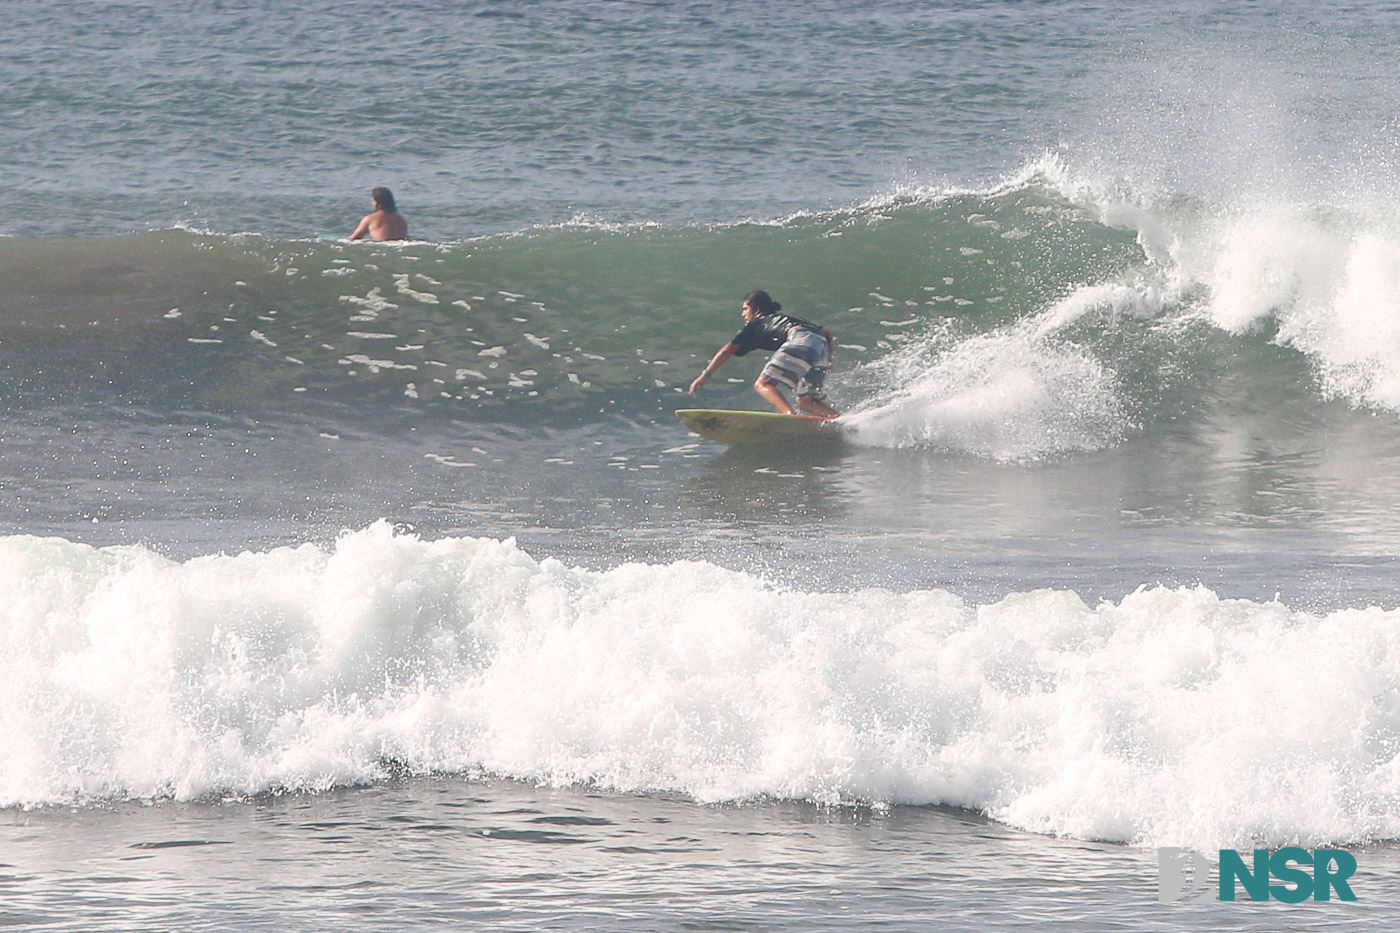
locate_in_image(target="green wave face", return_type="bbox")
[0,169,1379,461]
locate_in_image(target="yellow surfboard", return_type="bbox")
[675,409,845,445]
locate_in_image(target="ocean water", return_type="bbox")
[6,0,1400,929]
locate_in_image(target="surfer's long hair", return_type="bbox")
[743,289,781,315]
[371,187,397,212]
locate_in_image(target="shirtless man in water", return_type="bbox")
[348,186,408,241]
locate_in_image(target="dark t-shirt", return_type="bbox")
[729,312,825,357]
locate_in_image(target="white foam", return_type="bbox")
[842,306,1131,460]
[3,524,1399,849]
[957,152,1400,417]
[1185,208,1400,410]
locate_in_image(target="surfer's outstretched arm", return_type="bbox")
[689,343,738,394]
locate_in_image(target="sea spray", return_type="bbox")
[842,304,1134,460]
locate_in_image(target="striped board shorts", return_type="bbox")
[760,328,833,400]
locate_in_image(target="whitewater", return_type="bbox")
[9,520,1400,856]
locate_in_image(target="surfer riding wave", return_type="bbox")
[688,290,840,419]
